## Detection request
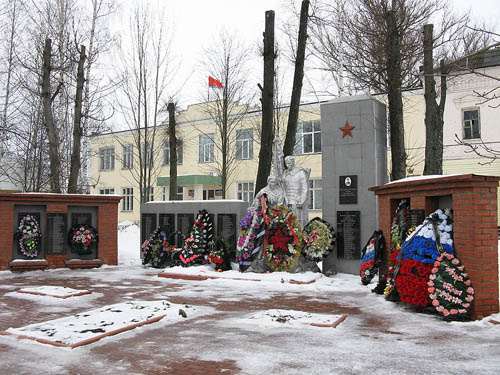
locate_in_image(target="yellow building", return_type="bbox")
[90,101,323,223]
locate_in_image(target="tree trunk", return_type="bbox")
[41,38,62,193]
[68,45,86,193]
[423,24,445,176]
[221,88,229,199]
[255,10,275,195]
[283,0,309,158]
[385,11,406,181]
[168,102,178,200]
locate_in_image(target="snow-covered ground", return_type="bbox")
[0,222,498,374]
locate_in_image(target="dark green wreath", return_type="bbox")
[68,224,98,255]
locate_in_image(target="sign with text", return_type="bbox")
[336,210,361,259]
[339,175,358,204]
[47,213,67,254]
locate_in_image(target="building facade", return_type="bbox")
[90,101,323,223]
[91,47,500,224]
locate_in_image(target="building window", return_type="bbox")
[121,187,133,211]
[199,133,215,163]
[147,186,154,202]
[162,186,183,200]
[237,182,254,203]
[236,129,253,160]
[99,147,115,170]
[203,189,216,200]
[294,120,321,154]
[141,142,152,166]
[99,188,114,195]
[463,109,480,139]
[308,179,322,210]
[122,144,133,169]
[163,139,183,165]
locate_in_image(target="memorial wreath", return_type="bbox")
[69,224,98,255]
[302,217,335,262]
[264,206,302,272]
[236,195,267,270]
[16,214,41,258]
[142,227,179,268]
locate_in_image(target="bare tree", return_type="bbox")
[283,0,310,158]
[307,0,469,180]
[200,31,252,198]
[422,24,447,175]
[255,10,276,195]
[167,101,178,200]
[68,45,86,193]
[0,0,115,192]
[115,3,175,203]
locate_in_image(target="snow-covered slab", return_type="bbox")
[158,265,322,284]
[241,309,347,329]
[0,300,202,348]
[15,286,92,299]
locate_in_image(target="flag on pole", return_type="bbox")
[208,76,223,89]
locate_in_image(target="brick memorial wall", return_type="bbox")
[0,193,122,271]
[369,174,500,319]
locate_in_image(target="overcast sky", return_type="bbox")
[110,0,500,114]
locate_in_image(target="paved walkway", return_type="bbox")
[0,266,499,374]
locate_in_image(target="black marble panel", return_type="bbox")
[71,212,92,227]
[339,175,358,205]
[141,213,157,244]
[336,211,361,259]
[46,213,67,254]
[217,214,236,252]
[409,210,426,228]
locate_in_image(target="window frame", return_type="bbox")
[99,188,115,195]
[199,133,215,163]
[294,120,321,155]
[163,139,183,165]
[99,147,115,171]
[122,144,133,169]
[237,181,254,204]
[308,179,322,210]
[121,187,134,212]
[462,108,481,140]
[236,129,253,160]
[162,186,184,200]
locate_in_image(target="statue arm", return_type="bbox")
[299,168,311,205]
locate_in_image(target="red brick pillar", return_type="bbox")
[0,201,14,270]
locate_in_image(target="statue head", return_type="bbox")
[284,156,295,169]
[267,176,278,188]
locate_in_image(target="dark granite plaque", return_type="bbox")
[159,214,175,232]
[409,210,426,228]
[141,213,157,244]
[47,213,67,254]
[339,175,358,204]
[336,211,361,259]
[71,212,92,227]
[217,214,236,252]
[177,213,194,247]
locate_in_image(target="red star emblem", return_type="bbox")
[270,230,290,253]
[339,121,355,138]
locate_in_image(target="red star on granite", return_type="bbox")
[339,121,356,138]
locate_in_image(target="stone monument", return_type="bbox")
[321,95,387,275]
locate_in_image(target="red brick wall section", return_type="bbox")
[97,203,119,266]
[370,175,500,320]
[0,193,122,270]
[0,201,14,271]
